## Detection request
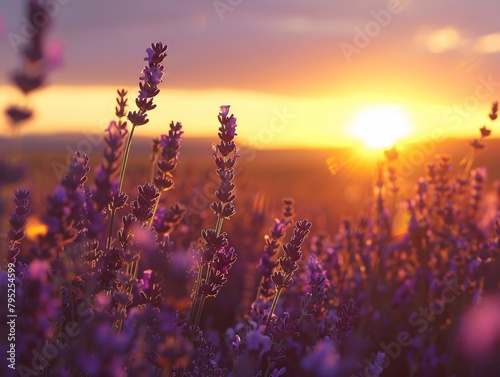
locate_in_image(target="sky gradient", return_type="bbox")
[2,0,500,148]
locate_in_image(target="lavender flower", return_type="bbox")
[153,204,186,234]
[147,121,185,232]
[301,254,328,317]
[271,220,312,291]
[6,0,57,132]
[187,105,240,332]
[154,121,183,192]
[301,340,340,377]
[210,105,240,221]
[132,42,168,121]
[6,25,500,377]
[181,326,227,376]
[266,219,312,329]
[489,100,498,121]
[332,298,359,345]
[5,105,32,124]
[37,152,90,259]
[132,182,160,224]
[107,43,167,248]
[257,198,294,300]
[7,189,30,264]
[90,117,128,239]
[463,102,498,179]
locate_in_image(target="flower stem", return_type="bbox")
[119,124,137,193]
[146,193,161,230]
[106,123,137,249]
[461,149,476,182]
[265,286,283,327]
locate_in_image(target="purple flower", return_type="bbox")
[271,367,287,377]
[470,139,485,150]
[144,42,168,65]
[246,329,271,359]
[489,100,498,121]
[219,105,230,117]
[153,204,186,234]
[480,126,492,138]
[131,182,159,223]
[333,298,359,345]
[301,340,340,377]
[5,105,32,124]
[154,121,183,192]
[301,254,328,315]
[7,189,30,264]
[457,296,500,359]
[140,65,163,85]
[128,110,149,126]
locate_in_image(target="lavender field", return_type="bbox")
[2,1,500,377]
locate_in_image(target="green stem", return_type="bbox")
[265,286,283,327]
[264,309,307,377]
[106,124,137,249]
[146,193,161,230]
[187,262,206,329]
[188,213,226,331]
[119,124,137,193]
[150,151,159,184]
[106,209,117,250]
[194,295,206,331]
[194,214,225,328]
[215,214,223,236]
[461,149,476,181]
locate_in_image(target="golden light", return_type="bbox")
[426,27,461,54]
[349,105,412,149]
[25,217,48,241]
[474,32,500,54]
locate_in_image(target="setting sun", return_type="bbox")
[349,105,413,149]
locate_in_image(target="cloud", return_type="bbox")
[3,0,500,97]
[415,27,463,54]
[415,27,500,56]
[266,15,355,36]
[427,27,461,53]
[474,33,500,54]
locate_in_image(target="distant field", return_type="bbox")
[3,133,500,376]
[2,133,500,230]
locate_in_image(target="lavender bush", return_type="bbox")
[2,37,500,377]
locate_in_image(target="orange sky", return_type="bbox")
[2,1,500,149]
[1,84,495,150]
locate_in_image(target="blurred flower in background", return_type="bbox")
[457,296,500,360]
[44,39,65,72]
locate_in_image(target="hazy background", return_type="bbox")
[2,0,500,148]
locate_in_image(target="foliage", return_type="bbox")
[2,37,500,377]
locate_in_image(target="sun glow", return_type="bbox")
[349,105,413,149]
